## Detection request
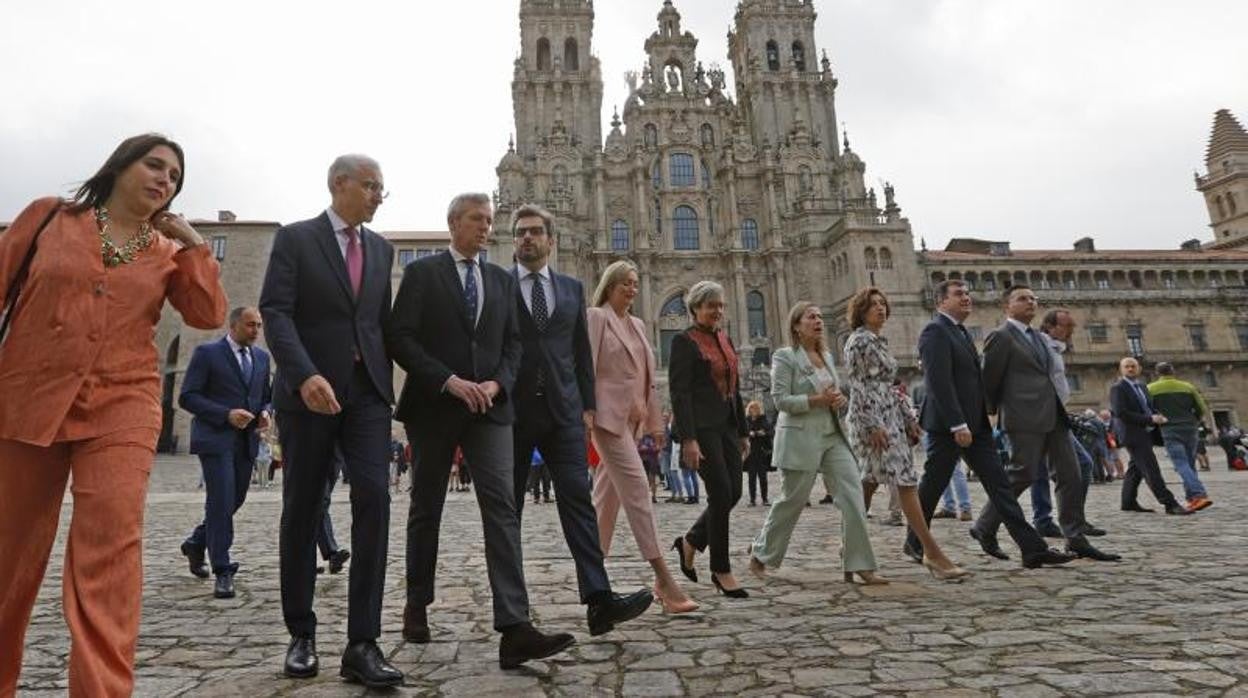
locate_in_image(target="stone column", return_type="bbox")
[733,254,749,347]
[594,156,607,249]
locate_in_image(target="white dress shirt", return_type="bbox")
[225,334,250,373]
[518,264,556,317]
[326,207,364,260]
[448,245,484,326]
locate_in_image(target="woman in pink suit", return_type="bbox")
[587,260,697,614]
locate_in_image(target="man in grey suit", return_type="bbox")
[973,285,1118,561]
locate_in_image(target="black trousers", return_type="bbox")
[746,461,769,504]
[278,364,392,642]
[315,460,341,560]
[684,426,743,573]
[1120,440,1180,509]
[906,428,1047,557]
[512,398,611,604]
[406,417,530,630]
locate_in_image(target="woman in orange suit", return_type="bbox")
[587,260,697,614]
[0,133,227,697]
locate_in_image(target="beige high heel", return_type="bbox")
[653,584,699,614]
[922,556,971,582]
[843,570,890,585]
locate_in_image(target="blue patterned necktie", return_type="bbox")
[239,347,253,382]
[462,259,478,327]
[529,272,549,333]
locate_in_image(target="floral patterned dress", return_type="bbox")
[843,327,921,487]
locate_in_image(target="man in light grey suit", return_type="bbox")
[972,284,1117,562]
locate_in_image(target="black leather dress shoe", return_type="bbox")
[1035,521,1064,538]
[327,549,351,574]
[213,572,235,599]
[969,528,1010,560]
[587,589,654,636]
[1066,537,1122,562]
[1081,525,1107,537]
[340,640,403,688]
[1121,503,1154,513]
[402,603,430,643]
[1165,505,1193,516]
[180,542,209,579]
[901,542,923,564]
[1022,547,1077,569]
[283,636,318,678]
[499,623,576,669]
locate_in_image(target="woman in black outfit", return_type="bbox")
[670,281,751,598]
[744,401,773,506]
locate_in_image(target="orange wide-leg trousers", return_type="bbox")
[0,430,154,698]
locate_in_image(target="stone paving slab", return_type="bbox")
[16,452,1248,696]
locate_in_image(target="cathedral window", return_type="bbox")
[701,124,715,148]
[864,247,878,270]
[564,38,579,71]
[611,220,630,251]
[536,38,551,71]
[747,291,768,338]
[670,153,695,187]
[792,41,807,71]
[654,197,662,235]
[661,295,687,317]
[741,219,760,250]
[673,205,699,250]
[878,247,894,270]
[1125,324,1144,357]
[644,123,658,148]
[766,40,780,71]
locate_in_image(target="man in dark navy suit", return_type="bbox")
[508,204,652,636]
[387,193,575,670]
[179,306,272,599]
[903,280,1074,569]
[1112,356,1191,516]
[259,154,402,688]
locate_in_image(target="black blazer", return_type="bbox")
[511,266,595,427]
[918,313,988,434]
[668,328,747,440]
[179,337,272,458]
[1109,378,1157,448]
[387,251,521,425]
[259,212,394,411]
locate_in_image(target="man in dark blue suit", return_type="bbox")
[903,280,1074,569]
[259,154,402,687]
[387,193,575,670]
[509,204,651,636]
[1112,356,1190,515]
[179,306,272,599]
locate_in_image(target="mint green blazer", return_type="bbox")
[770,346,854,472]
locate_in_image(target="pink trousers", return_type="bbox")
[591,426,662,560]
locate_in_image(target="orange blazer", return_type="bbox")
[586,306,663,439]
[0,198,227,447]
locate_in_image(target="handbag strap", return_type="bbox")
[0,202,62,343]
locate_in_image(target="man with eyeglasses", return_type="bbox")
[507,204,653,636]
[260,154,402,687]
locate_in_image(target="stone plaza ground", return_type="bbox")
[15,452,1248,697]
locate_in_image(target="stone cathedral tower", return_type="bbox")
[495,0,604,270]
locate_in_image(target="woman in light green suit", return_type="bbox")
[748,301,886,584]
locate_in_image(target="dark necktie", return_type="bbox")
[345,227,362,296]
[529,272,549,333]
[239,347,253,382]
[1025,327,1049,366]
[462,258,478,327]
[1131,381,1150,413]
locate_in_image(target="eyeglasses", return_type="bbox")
[352,176,390,200]
[513,225,547,238]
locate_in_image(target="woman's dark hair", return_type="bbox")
[68,133,185,213]
[847,286,891,330]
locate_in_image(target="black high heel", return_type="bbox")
[672,537,697,583]
[711,573,749,599]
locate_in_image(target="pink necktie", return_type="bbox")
[345,227,363,296]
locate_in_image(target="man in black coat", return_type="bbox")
[259,154,402,687]
[903,280,1073,569]
[508,203,651,634]
[1112,357,1191,515]
[387,193,574,669]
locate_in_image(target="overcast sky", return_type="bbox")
[2,0,1245,250]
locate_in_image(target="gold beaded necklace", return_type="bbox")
[95,206,154,267]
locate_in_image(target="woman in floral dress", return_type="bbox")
[843,287,969,581]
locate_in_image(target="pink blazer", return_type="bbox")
[586,306,663,439]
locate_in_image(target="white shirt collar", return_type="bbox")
[326,207,359,237]
[448,245,480,265]
[519,264,550,281]
[1006,317,1032,334]
[225,334,247,355]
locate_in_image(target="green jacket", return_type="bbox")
[769,346,854,471]
[1146,376,1208,429]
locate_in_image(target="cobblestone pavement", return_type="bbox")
[16,452,1248,696]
